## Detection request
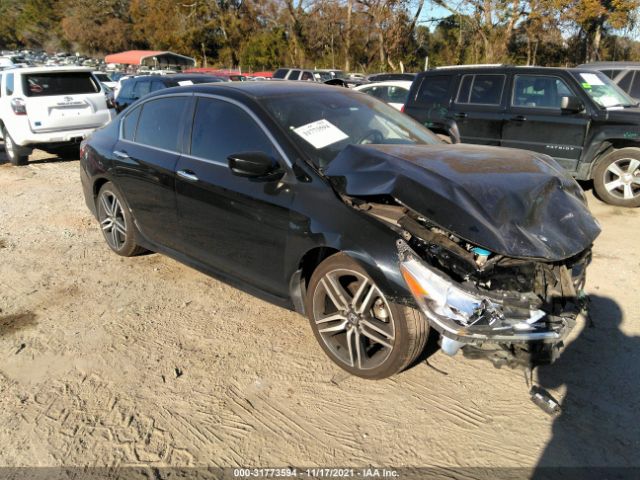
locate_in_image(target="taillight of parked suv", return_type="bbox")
[10,98,27,115]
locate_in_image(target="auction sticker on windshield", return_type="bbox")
[293,119,348,149]
[580,73,604,86]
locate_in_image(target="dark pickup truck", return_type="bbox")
[404,66,640,207]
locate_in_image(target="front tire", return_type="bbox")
[2,128,29,166]
[593,148,640,207]
[305,253,428,379]
[96,182,146,257]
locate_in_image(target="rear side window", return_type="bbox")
[273,69,288,79]
[416,75,452,104]
[6,73,14,95]
[122,106,141,141]
[135,97,188,152]
[0,74,2,97]
[22,72,100,97]
[288,69,301,80]
[190,97,277,162]
[150,80,165,92]
[119,80,134,99]
[133,80,151,99]
[456,74,505,105]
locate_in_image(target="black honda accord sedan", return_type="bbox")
[80,82,600,379]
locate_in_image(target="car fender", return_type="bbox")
[579,129,640,179]
[285,184,413,315]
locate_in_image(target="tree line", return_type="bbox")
[0,0,639,72]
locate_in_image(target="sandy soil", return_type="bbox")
[0,148,638,473]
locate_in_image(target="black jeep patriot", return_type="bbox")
[404,66,640,207]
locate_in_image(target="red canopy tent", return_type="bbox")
[104,50,195,68]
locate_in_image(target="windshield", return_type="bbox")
[262,90,440,168]
[573,71,637,108]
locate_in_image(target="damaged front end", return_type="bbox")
[325,144,600,368]
[370,201,589,368]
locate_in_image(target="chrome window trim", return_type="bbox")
[193,93,293,168]
[118,92,193,151]
[117,91,293,169]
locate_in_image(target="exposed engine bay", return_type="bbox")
[351,197,591,368]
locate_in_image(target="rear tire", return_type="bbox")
[2,128,29,166]
[593,148,640,207]
[96,182,147,257]
[305,253,428,379]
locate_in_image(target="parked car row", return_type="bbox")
[402,65,640,207]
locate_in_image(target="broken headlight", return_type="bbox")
[398,241,571,344]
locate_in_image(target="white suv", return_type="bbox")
[0,66,112,165]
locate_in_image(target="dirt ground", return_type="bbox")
[0,147,638,474]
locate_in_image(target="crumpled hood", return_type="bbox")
[325,143,601,261]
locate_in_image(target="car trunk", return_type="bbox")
[23,71,109,132]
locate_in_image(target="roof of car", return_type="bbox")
[126,73,224,83]
[578,61,640,68]
[419,65,597,75]
[149,80,352,100]
[2,66,94,74]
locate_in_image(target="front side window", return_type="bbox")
[456,74,505,105]
[135,97,188,151]
[190,97,277,162]
[0,74,3,97]
[6,73,14,95]
[301,71,314,81]
[416,75,452,105]
[512,75,574,109]
[22,72,100,97]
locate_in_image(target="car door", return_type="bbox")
[450,73,507,145]
[111,95,191,251]
[501,74,590,172]
[174,96,294,296]
[404,74,455,136]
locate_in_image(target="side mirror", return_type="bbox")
[560,95,584,113]
[228,151,278,178]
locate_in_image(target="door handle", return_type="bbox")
[512,115,527,122]
[454,112,467,119]
[177,169,199,182]
[114,150,129,160]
